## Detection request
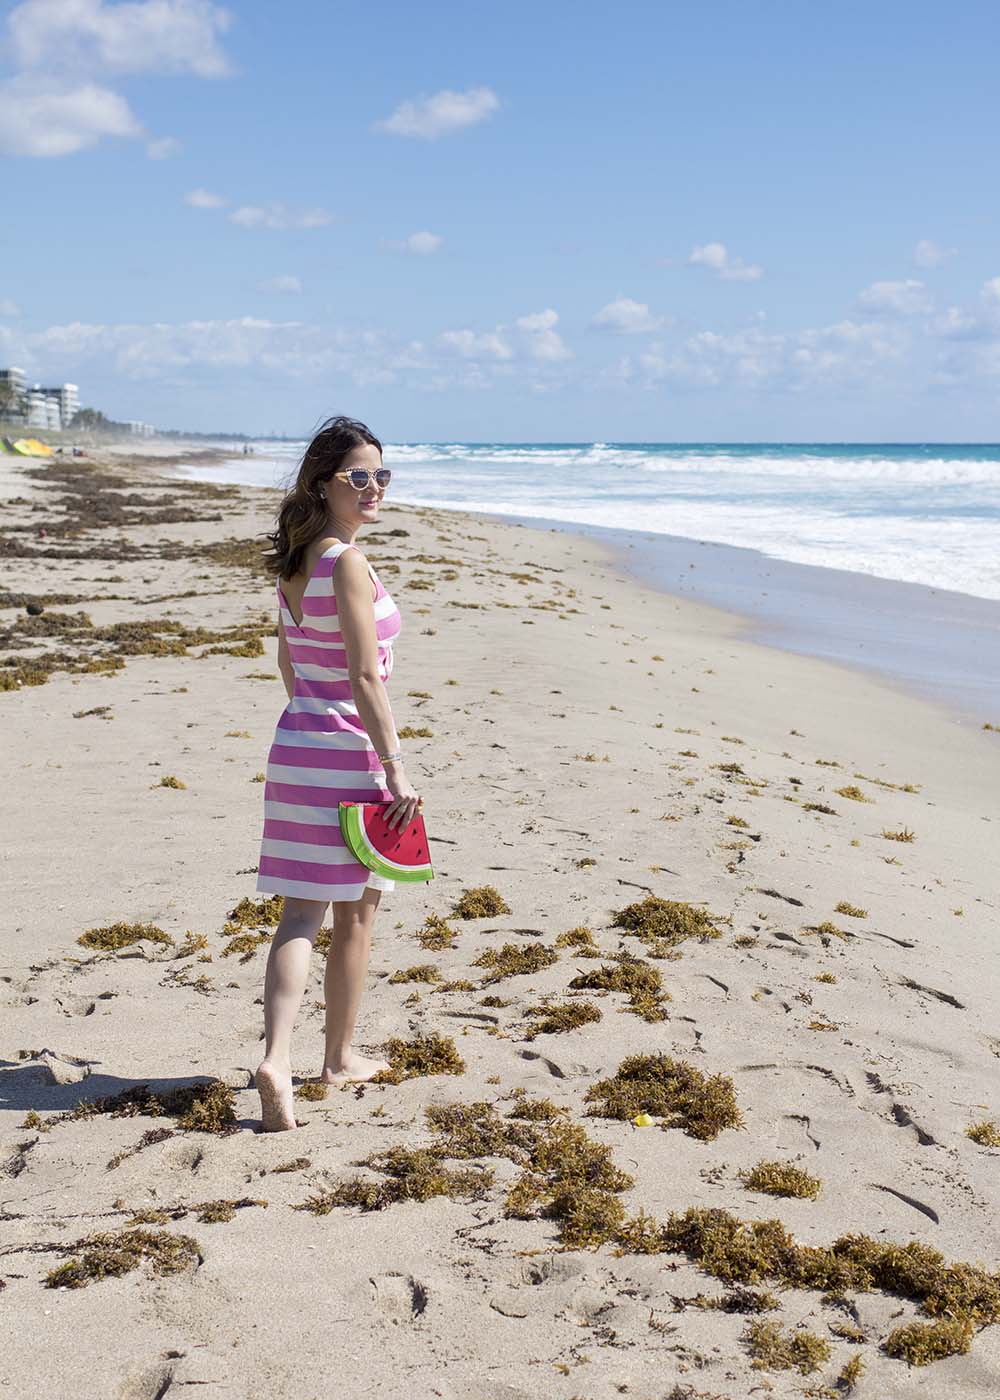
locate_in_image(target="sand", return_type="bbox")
[2,443,999,1399]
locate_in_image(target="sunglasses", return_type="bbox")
[333,467,392,491]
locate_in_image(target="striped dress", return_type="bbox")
[255,540,403,902]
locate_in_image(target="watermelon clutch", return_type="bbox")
[338,801,434,883]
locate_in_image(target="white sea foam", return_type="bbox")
[172,440,1000,602]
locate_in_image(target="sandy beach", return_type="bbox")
[2,443,999,1399]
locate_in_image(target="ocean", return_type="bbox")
[171,441,1000,720]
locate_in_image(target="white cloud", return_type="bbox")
[382,231,442,255]
[983,277,1000,303]
[0,298,20,317]
[857,279,932,315]
[0,75,140,156]
[438,329,513,360]
[913,239,956,268]
[405,231,441,255]
[257,275,302,294]
[591,296,666,334]
[688,242,762,282]
[146,136,181,159]
[374,85,499,139]
[229,203,332,230]
[929,306,984,341]
[614,317,908,393]
[1,0,233,158]
[515,308,573,361]
[8,0,233,78]
[184,187,227,208]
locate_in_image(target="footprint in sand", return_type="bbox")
[370,1271,429,1323]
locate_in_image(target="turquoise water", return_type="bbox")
[181,440,1000,603]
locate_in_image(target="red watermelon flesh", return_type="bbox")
[338,801,434,883]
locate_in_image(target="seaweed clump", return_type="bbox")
[741,1159,821,1200]
[44,1227,201,1289]
[585,1055,743,1142]
[884,1317,974,1365]
[742,1318,831,1374]
[554,925,601,957]
[370,1032,466,1084]
[472,941,558,984]
[611,895,722,957]
[297,1096,633,1248]
[61,1079,238,1136]
[223,895,283,931]
[387,963,442,984]
[523,1000,602,1040]
[296,1147,493,1214]
[221,930,272,962]
[568,951,670,1022]
[502,1118,634,1248]
[415,914,458,950]
[451,886,511,919]
[647,1207,1000,1327]
[76,921,173,952]
[967,1119,1000,1147]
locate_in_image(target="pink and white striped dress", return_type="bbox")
[255,540,403,902]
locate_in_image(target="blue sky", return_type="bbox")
[1,0,998,439]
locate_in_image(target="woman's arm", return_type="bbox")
[276,611,295,701]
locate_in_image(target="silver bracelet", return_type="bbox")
[378,749,402,762]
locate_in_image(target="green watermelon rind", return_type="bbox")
[339,803,434,884]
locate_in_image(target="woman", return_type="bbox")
[252,415,421,1132]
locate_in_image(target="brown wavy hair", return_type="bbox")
[261,415,383,581]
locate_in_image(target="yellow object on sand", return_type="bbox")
[25,438,53,456]
[634,1112,654,1127]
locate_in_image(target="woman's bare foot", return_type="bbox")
[320,1048,390,1085]
[255,1058,297,1131]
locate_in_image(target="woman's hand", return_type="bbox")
[383,764,422,831]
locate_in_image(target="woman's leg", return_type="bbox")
[320,885,390,1083]
[254,895,328,1131]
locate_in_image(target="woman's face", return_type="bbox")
[322,442,385,527]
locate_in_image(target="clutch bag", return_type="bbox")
[338,800,435,884]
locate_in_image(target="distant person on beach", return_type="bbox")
[251,415,420,1130]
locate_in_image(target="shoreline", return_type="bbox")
[489,510,1000,728]
[160,448,999,727]
[3,444,1000,1398]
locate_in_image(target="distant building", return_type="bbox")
[1,369,86,431]
[40,383,79,426]
[0,366,27,420]
[126,420,156,437]
[27,389,61,430]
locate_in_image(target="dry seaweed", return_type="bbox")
[76,920,173,952]
[452,886,512,918]
[649,1207,1000,1325]
[54,1079,238,1136]
[568,951,670,1021]
[884,1317,974,1365]
[742,1318,831,1373]
[967,1119,1000,1147]
[554,925,601,956]
[43,1227,201,1288]
[585,1054,743,1141]
[611,895,722,951]
[741,1159,821,1199]
[295,1148,493,1214]
[415,913,457,950]
[370,1032,466,1084]
[523,1000,602,1039]
[472,941,559,984]
[387,963,442,984]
